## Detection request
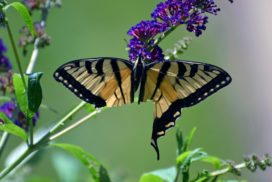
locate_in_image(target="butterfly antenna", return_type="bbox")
[151,139,160,160]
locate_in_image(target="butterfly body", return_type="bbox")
[54,57,231,160]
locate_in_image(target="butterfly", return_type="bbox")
[54,57,231,160]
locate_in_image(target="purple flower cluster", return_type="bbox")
[19,21,51,55]
[0,39,12,72]
[0,101,39,131]
[0,40,39,130]
[127,21,164,61]
[127,0,229,62]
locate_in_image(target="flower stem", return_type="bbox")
[0,132,9,159]
[0,147,32,180]
[195,163,247,182]
[49,101,86,134]
[49,108,103,141]
[151,26,177,49]
[0,101,96,180]
[26,38,40,74]
[6,20,27,89]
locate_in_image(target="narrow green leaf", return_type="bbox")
[140,174,164,182]
[3,2,35,37]
[0,112,27,141]
[182,127,197,152]
[13,73,28,116]
[176,128,184,155]
[177,148,203,167]
[28,72,43,114]
[52,143,110,182]
[99,166,111,182]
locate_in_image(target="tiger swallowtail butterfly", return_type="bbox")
[54,57,231,160]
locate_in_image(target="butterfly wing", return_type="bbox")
[139,60,231,159]
[54,58,134,108]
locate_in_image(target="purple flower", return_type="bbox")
[127,20,165,62]
[128,38,164,62]
[0,71,14,94]
[128,20,163,41]
[0,39,12,72]
[194,0,220,15]
[0,101,15,118]
[0,39,7,53]
[0,101,39,131]
[19,21,51,55]
[151,0,191,28]
[186,12,208,36]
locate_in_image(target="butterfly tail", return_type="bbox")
[151,138,160,160]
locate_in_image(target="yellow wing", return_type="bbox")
[54,58,134,107]
[139,61,231,159]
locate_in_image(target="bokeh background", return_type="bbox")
[1,0,272,181]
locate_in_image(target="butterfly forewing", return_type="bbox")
[139,61,231,159]
[54,58,134,108]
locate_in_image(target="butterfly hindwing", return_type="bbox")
[54,58,134,108]
[140,60,231,159]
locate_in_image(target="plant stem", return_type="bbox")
[151,26,177,50]
[174,166,181,182]
[26,38,40,74]
[0,147,32,180]
[195,163,247,182]
[0,132,9,159]
[49,101,86,134]
[0,102,96,180]
[49,109,103,141]
[6,20,27,89]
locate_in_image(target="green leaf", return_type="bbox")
[52,143,110,182]
[13,73,28,116]
[0,112,27,141]
[148,167,176,182]
[3,2,35,37]
[200,155,224,169]
[176,128,184,155]
[182,127,197,152]
[177,148,203,167]
[28,72,43,114]
[99,166,111,182]
[140,174,164,182]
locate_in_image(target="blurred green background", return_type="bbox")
[0,0,271,181]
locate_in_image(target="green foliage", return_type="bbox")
[52,143,111,182]
[140,167,176,182]
[13,73,29,116]
[13,73,43,118]
[0,112,27,141]
[3,2,35,37]
[139,127,272,182]
[140,174,165,182]
[27,72,43,114]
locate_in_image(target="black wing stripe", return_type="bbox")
[55,67,106,107]
[110,60,126,104]
[177,62,186,77]
[85,61,93,74]
[150,62,171,99]
[189,64,198,77]
[95,58,104,75]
